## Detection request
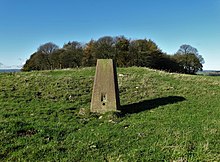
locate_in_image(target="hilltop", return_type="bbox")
[0,67,220,161]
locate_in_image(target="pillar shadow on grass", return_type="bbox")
[120,96,186,114]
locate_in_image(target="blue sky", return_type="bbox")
[0,0,220,70]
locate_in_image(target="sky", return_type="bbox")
[0,0,220,70]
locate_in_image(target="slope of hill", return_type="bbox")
[0,67,220,161]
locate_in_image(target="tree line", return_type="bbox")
[22,36,204,74]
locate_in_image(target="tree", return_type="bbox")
[174,45,204,74]
[22,52,51,71]
[63,41,82,50]
[49,49,65,69]
[60,41,83,68]
[115,36,131,67]
[82,40,96,66]
[94,36,116,59]
[129,39,162,67]
[23,36,204,74]
[177,44,198,55]
[38,42,59,54]
[158,54,184,72]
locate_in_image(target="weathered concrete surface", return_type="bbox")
[91,59,120,113]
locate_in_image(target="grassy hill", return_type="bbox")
[0,67,220,161]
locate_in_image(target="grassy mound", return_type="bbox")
[0,67,220,161]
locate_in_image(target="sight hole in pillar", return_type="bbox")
[101,93,107,106]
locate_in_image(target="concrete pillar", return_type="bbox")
[91,59,120,113]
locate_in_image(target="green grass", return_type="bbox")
[0,67,220,161]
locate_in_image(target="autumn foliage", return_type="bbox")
[22,36,204,74]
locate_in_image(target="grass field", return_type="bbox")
[0,67,220,161]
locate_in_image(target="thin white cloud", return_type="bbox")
[0,62,3,67]
[0,63,22,69]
